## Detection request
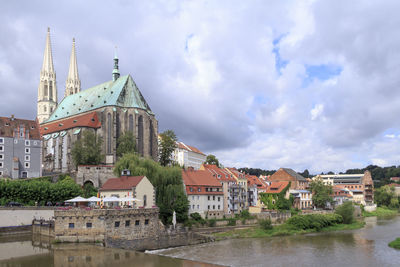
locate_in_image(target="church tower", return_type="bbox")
[64,38,81,97]
[37,28,58,124]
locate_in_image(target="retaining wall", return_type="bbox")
[0,207,54,227]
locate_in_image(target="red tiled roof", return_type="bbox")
[225,167,245,179]
[177,142,205,155]
[100,176,145,190]
[387,183,400,187]
[202,164,236,182]
[40,111,101,135]
[265,181,289,194]
[246,174,266,187]
[0,116,40,139]
[182,169,222,187]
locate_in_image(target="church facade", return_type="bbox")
[38,29,158,174]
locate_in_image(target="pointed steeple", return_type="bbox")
[37,27,58,124]
[65,38,81,97]
[112,46,120,82]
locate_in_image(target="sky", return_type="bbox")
[1,0,400,174]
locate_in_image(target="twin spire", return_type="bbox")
[65,37,81,97]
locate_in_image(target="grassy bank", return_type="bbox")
[362,207,398,217]
[388,238,400,249]
[213,220,365,241]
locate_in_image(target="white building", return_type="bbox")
[173,142,206,170]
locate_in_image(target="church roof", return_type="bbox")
[44,74,153,123]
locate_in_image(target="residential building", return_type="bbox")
[173,142,206,170]
[0,116,42,178]
[99,171,155,208]
[182,168,224,218]
[290,189,313,209]
[225,167,248,212]
[269,168,308,190]
[261,181,291,210]
[313,171,374,205]
[38,29,158,174]
[201,164,237,214]
[333,187,353,206]
[245,174,267,207]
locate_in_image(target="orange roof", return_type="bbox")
[202,164,236,182]
[177,142,205,155]
[100,176,145,190]
[0,116,40,139]
[265,181,289,194]
[226,167,245,179]
[387,183,400,187]
[182,169,222,187]
[40,111,101,135]
[246,174,266,187]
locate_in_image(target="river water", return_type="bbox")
[0,216,399,267]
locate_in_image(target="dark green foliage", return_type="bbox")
[286,214,343,231]
[240,209,251,219]
[335,201,355,224]
[208,218,217,227]
[259,219,273,230]
[71,131,103,167]
[344,165,400,187]
[82,183,98,198]
[190,212,202,221]
[238,167,276,176]
[204,154,220,167]
[0,176,82,205]
[116,131,136,158]
[227,218,236,226]
[114,153,189,224]
[374,185,399,209]
[259,182,292,210]
[159,130,177,166]
[309,179,333,208]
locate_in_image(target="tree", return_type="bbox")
[159,130,177,166]
[374,185,398,208]
[116,131,136,157]
[309,178,333,208]
[205,154,220,167]
[82,183,98,198]
[71,131,103,166]
[335,201,354,224]
[113,153,189,224]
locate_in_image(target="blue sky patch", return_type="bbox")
[272,36,288,75]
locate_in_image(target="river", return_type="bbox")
[0,216,399,267]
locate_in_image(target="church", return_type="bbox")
[38,28,158,174]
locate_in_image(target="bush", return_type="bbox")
[335,202,354,224]
[190,212,203,221]
[259,219,273,230]
[208,219,217,227]
[286,213,343,230]
[240,210,251,219]
[227,218,236,226]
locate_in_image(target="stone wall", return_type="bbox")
[32,219,55,237]
[75,165,114,187]
[254,211,292,223]
[54,208,160,243]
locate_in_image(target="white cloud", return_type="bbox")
[310,104,324,120]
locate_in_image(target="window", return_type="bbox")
[34,141,38,145]
[198,188,201,192]
[213,196,215,201]
[192,205,194,209]
[0,146,3,152]
[192,196,194,200]
[0,154,3,160]
[197,205,199,209]
[135,220,140,226]
[213,205,215,209]
[21,171,27,178]
[143,195,147,207]
[25,140,30,146]
[114,221,120,227]
[0,171,2,176]
[208,196,210,200]
[138,115,144,156]
[145,219,149,225]
[218,197,220,202]
[86,222,92,228]
[197,196,199,200]
[25,155,30,161]
[25,148,30,154]
[125,220,130,227]
[107,113,112,154]
[25,162,30,168]
[0,162,3,168]
[69,223,75,228]
[0,138,3,144]
[208,205,210,210]
[218,205,220,209]
[190,187,193,192]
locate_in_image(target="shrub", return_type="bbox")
[259,219,273,230]
[240,210,251,219]
[227,218,236,226]
[208,219,216,227]
[335,202,354,224]
[190,212,203,221]
[286,213,343,230]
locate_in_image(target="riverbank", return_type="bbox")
[362,207,398,217]
[212,220,365,241]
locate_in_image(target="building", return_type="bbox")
[182,168,224,218]
[289,189,312,209]
[245,174,267,208]
[260,181,291,210]
[201,164,238,214]
[0,116,42,178]
[99,171,155,208]
[173,142,206,170]
[333,187,353,206]
[37,29,158,174]
[313,171,374,205]
[269,168,308,190]
[225,168,248,212]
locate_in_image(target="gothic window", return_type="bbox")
[44,106,47,112]
[107,113,112,154]
[138,115,144,156]
[128,114,134,133]
[116,113,120,140]
[143,195,147,207]
[149,120,154,158]
[44,83,48,97]
[50,107,53,112]
[124,112,128,131]
[49,83,53,99]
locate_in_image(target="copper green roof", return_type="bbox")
[44,74,153,123]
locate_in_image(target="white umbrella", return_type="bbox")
[87,196,101,202]
[102,196,120,202]
[65,196,88,202]
[119,197,140,202]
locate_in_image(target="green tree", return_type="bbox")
[159,130,177,166]
[309,178,333,208]
[82,183,98,198]
[375,185,398,208]
[205,154,220,167]
[116,131,136,157]
[335,201,354,224]
[71,131,103,166]
[113,153,189,224]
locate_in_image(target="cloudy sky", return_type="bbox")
[1,0,400,173]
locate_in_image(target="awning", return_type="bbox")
[87,196,101,202]
[102,196,120,202]
[65,196,89,202]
